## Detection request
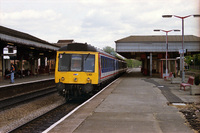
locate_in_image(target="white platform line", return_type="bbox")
[42,78,119,133]
[0,78,54,88]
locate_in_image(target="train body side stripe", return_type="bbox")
[100,69,124,80]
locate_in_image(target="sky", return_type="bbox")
[0,0,200,49]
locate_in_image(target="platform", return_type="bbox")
[0,74,55,101]
[0,74,54,87]
[45,69,195,133]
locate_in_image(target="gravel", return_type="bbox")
[0,93,65,133]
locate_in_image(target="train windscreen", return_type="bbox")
[71,55,82,71]
[58,54,70,71]
[83,54,95,72]
[58,54,95,72]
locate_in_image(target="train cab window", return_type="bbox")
[83,54,95,72]
[58,54,70,71]
[71,55,82,71]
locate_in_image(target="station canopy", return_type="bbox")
[115,35,200,59]
[0,25,59,51]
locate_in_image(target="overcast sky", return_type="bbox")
[0,0,199,49]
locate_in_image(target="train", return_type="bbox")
[55,43,127,100]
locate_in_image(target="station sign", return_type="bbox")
[3,46,17,56]
[179,49,186,54]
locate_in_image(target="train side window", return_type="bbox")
[104,58,106,68]
[58,54,70,71]
[101,57,103,68]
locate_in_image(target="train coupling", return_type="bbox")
[56,82,65,95]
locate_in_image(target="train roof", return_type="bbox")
[58,43,125,61]
[58,43,98,52]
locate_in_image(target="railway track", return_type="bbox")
[0,83,64,133]
[0,86,56,110]
[0,89,65,133]
[9,97,88,133]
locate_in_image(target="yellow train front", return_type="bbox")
[55,43,127,100]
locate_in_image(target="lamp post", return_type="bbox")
[154,29,180,79]
[162,14,200,83]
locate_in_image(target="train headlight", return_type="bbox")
[74,78,78,82]
[61,77,65,81]
[87,77,91,83]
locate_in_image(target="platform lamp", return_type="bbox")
[162,14,200,83]
[154,29,180,79]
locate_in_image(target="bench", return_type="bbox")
[180,76,194,91]
[164,72,173,80]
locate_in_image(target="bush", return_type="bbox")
[194,75,200,85]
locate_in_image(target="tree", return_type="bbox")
[126,59,141,68]
[103,46,115,55]
[194,54,200,65]
[185,54,200,66]
[185,56,193,65]
[126,59,134,68]
[103,46,125,60]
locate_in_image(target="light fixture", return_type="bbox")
[7,43,14,45]
[74,78,78,82]
[162,15,172,18]
[153,29,180,79]
[61,77,65,81]
[193,14,200,17]
[162,14,200,83]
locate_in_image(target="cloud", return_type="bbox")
[82,9,119,30]
[1,9,70,42]
[0,0,199,49]
[2,10,61,21]
[1,9,63,34]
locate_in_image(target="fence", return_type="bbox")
[190,65,200,70]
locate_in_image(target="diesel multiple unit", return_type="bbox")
[55,43,127,100]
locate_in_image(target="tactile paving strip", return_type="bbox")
[143,79,183,103]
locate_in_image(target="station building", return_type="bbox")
[115,35,200,77]
[0,26,59,80]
